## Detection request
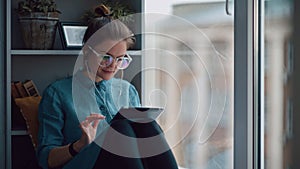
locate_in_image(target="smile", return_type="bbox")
[102,69,115,73]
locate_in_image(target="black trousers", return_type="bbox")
[93,115,178,169]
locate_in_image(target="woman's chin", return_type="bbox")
[98,70,115,80]
[103,77,112,80]
[101,74,114,80]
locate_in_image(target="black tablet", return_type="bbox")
[114,107,164,123]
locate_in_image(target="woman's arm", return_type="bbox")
[48,140,84,168]
[48,114,105,168]
[37,83,105,169]
[48,144,73,168]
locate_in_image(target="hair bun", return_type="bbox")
[94,4,112,17]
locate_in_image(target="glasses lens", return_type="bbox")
[100,55,113,67]
[98,54,131,69]
[117,57,131,69]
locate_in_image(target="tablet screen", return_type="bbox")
[114,107,164,123]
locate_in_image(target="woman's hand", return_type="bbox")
[74,113,105,152]
[48,113,105,168]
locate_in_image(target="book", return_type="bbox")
[11,82,21,99]
[14,81,29,98]
[23,80,40,97]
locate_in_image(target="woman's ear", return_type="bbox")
[84,58,90,72]
[82,45,89,55]
[82,45,90,69]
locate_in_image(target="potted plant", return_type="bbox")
[81,1,139,49]
[81,1,134,25]
[16,0,61,49]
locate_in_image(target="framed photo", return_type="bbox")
[59,22,87,49]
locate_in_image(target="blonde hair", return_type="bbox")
[82,4,135,49]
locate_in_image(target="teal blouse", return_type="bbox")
[37,71,141,169]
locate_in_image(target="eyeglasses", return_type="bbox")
[87,45,132,70]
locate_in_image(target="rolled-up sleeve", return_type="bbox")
[37,85,65,169]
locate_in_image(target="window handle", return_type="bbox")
[226,0,231,16]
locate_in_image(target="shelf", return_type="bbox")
[11,50,141,56]
[11,130,28,136]
[11,50,81,55]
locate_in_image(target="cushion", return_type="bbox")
[15,96,42,149]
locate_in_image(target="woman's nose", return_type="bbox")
[108,58,118,68]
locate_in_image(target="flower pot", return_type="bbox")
[18,12,59,49]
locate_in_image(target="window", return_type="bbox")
[262,1,293,169]
[143,1,234,168]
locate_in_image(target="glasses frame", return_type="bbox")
[87,45,132,70]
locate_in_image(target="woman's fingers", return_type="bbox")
[85,114,105,123]
[79,113,105,127]
[92,119,100,128]
[78,113,105,144]
[80,120,89,127]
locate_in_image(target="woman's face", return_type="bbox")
[86,40,127,81]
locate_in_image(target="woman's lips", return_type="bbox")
[102,69,115,73]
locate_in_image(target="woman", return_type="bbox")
[37,5,178,169]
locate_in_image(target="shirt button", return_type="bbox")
[100,106,105,111]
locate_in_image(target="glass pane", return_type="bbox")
[143,1,234,168]
[263,0,293,169]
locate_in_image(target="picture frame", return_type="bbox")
[58,22,87,49]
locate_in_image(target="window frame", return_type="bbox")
[0,0,6,168]
[234,0,258,168]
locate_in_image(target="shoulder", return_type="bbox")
[43,76,72,97]
[46,77,72,91]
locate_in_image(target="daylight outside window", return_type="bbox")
[263,1,293,169]
[143,1,234,168]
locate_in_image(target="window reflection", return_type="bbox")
[144,1,233,168]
